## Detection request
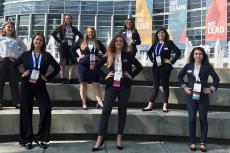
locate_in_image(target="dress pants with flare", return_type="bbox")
[19,79,51,145]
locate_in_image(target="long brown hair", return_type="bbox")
[80,26,99,51]
[123,18,137,33]
[1,21,16,38]
[106,34,127,67]
[153,27,170,45]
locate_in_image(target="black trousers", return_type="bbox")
[19,79,51,144]
[187,95,209,144]
[149,64,172,103]
[0,58,20,105]
[98,86,131,136]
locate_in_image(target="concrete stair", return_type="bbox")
[0,67,230,140]
[0,108,229,139]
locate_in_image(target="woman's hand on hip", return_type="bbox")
[21,70,30,77]
[203,88,211,94]
[163,59,171,64]
[41,75,47,82]
[123,71,132,79]
[184,87,192,94]
[105,72,114,80]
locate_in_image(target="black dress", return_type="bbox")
[71,40,106,82]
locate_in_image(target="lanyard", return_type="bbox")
[115,54,122,72]
[88,41,96,53]
[155,42,164,56]
[32,52,42,70]
[194,64,200,82]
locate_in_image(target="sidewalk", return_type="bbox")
[1,140,229,153]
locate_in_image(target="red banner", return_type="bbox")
[205,0,227,41]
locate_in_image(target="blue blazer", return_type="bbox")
[178,62,220,99]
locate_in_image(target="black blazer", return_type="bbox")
[71,40,106,65]
[119,29,141,54]
[148,40,181,67]
[178,62,220,94]
[52,25,83,46]
[96,52,143,88]
[14,51,61,81]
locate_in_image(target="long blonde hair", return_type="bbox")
[80,27,99,51]
[106,34,127,68]
[1,21,16,38]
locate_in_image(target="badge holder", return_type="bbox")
[29,70,40,84]
[192,82,201,101]
[90,53,96,70]
[113,71,122,88]
[156,56,162,66]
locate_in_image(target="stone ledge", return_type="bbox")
[3,84,230,107]
[0,108,229,139]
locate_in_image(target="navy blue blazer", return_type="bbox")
[96,52,143,88]
[148,40,181,67]
[178,62,220,94]
[71,40,106,65]
[119,29,141,54]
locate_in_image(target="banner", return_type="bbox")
[205,0,227,42]
[168,0,187,48]
[135,0,153,50]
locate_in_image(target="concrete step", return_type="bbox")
[1,141,230,153]
[2,84,230,107]
[0,108,229,139]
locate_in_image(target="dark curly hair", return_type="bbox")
[189,47,212,67]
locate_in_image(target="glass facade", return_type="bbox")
[0,0,229,50]
[1,0,135,46]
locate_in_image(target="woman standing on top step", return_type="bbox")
[142,27,181,112]
[178,47,220,152]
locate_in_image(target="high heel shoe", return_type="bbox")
[96,103,103,109]
[117,145,123,150]
[190,144,196,151]
[200,144,207,152]
[142,108,152,111]
[92,140,104,152]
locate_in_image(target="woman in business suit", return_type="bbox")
[119,18,141,56]
[14,33,61,150]
[71,27,106,110]
[142,27,181,112]
[178,47,220,152]
[52,15,83,83]
[0,21,27,110]
[92,34,143,151]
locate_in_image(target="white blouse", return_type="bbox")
[0,35,27,58]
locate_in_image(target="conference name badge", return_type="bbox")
[29,70,40,84]
[156,56,161,64]
[192,82,201,101]
[90,53,96,62]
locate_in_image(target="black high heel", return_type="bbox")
[117,145,123,150]
[92,140,104,152]
[24,143,32,150]
[116,141,123,150]
[200,144,207,152]
[190,144,196,151]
